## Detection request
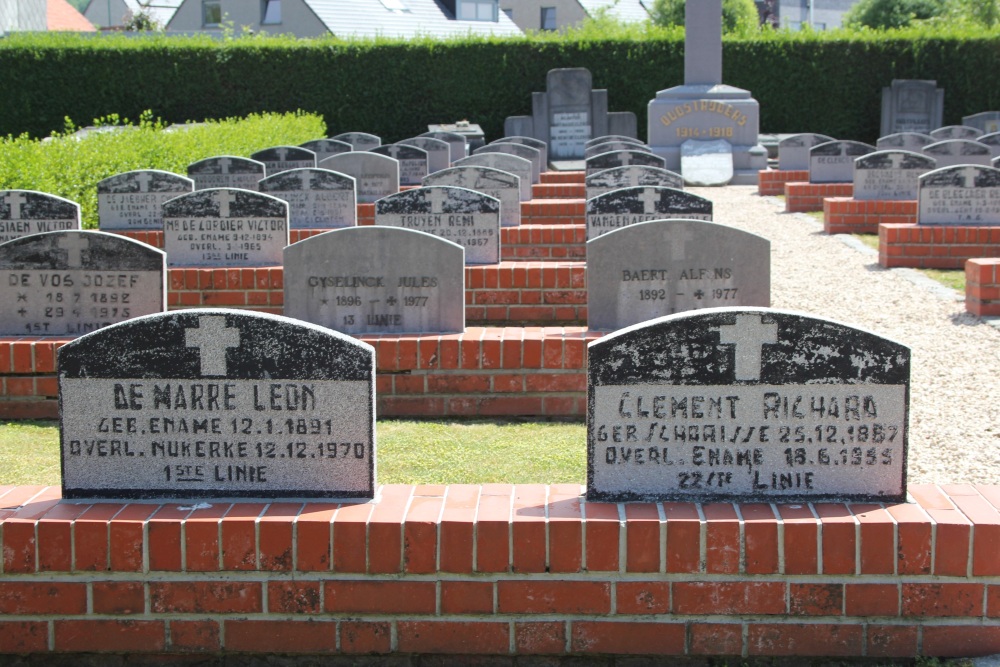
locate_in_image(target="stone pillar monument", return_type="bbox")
[647,0,767,185]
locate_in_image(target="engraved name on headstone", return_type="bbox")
[300,139,353,162]
[0,230,165,336]
[331,132,381,151]
[453,153,533,202]
[162,189,288,267]
[250,146,317,177]
[586,150,667,177]
[319,152,399,204]
[284,226,464,335]
[98,170,194,231]
[921,140,992,168]
[586,186,713,241]
[258,168,357,229]
[58,309,375,499]
[918,165,1000,225]
[587,308,910,502]
[372,144,429,186]
[853,151,936,201]
[423,166,520,227]
[399,137,451,174]
[778,134,834,171]
[876,132,935,152]
[187,156,265,191]
[809,141,876,183]
[0,190,81,244]
[419,131,468,163]
[587,219,770,330]
[586,166,684,200]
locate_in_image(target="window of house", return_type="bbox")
[540,6,556,30]
[502,8,513,20]
[262,0,281,24]
[203,0,222,26]
[458,0,497,21]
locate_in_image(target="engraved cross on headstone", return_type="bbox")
[639,187,660,215]
[134,172,154,193]
[218,158,232,175]
[217,190,238,218]
[300,170,312,190]
[960,166,980,188]
[275,147,289,162]
[185,315,240,376]
[618,152,634,167]
[427,187,450,214]
[57,234,90,268]
[386,145,402,159]
[3,192,27,220]
[665,225,694,261]
[715,313,778,381]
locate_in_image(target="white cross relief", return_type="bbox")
[3,192,27,220]
[959,166,980,188]
[134,172,154,193]
[386,145,402,159]
[427,187,450,214]
[617,152,634,167]
[300,170,312,190]
[218,158,232,175]
[57,233,90,268]
[639,187,661,215]
[715,313,778,382]
[185,315,240,376]
[275,147,289,162]
[217,190,238,218]
[664,225,694,261]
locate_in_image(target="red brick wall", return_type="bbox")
[966,258,1000,316]
[1,483,998,658]
[758,169,809,196]
[879,224,1000,269]
[785,182,853,213]
[823,198,917,235]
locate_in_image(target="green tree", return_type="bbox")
[947,0,1000,26]
[649,0,760,34]
[843,0,946,29]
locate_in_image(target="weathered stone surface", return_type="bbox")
[474,143,542,184]
[809,141,876,183]
[0,190,81,243]
[880,79,943,136]
[778,133,834,171]
[876,132,935,152]
[250,146,317,177]
[319,152,399,204]
[929,125,983,141]
[453,153,533,202]
[585,150,667,176]
[423,166,520,227]
[372,144,429,186]
[918,165,1000,225]
[853,151,936,201]
[97,170,194,231]
[399,137,451,174]
[299,138,353,162]
[921,140,992,168]
[258,168,357,229]
[187,156,265,191]
[330,132,381,151]
[586,165,684,200]
[586,186,712,241]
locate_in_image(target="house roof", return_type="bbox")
[306,0,523,39]
[49,0,97,31]
[128,0,183,27]
[577,0,651,23]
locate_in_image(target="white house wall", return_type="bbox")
[0,0,47,32]
[500,0,588,31]
[168,0,328,37]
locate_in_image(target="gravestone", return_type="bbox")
[503,67,638,161]
[331,132,381,151]
[681,139,734,186]
[586,150,668,176]
[300,139,353,162]
[399,137,451,174]
[0,190,81,243]
[809,141,876,183]
[162,189,288,267]
[978,132,1000,158]
[419,131,468,163]
[585,140,652,160]
[778,134,835,171]
[587,308,910,502]
[490,136,549,170]
[587,219,769,330]
[922,140,992,168]
[58,308,375,499]
[187,156,265,191]
[372,144,429,185]
[375,186,500,264]
[319,152,399,204]
[427,123,484,153]
[853,151,936,201]
[258,168,357,229]
[0,231,165,336]
[587,186,712,241]
[587,135,645,149]
[250,146,317,177]
[918,165,1000,225]
[929,125,982,141]
[453,153,533,202]
[880,79,944,136]
[284,226,464,335]
[423,166,521,227]
[474,143,542,184]
[97,170,194,231]
[963,112,1000,134]
[586,165,685,200]
[876,132,935,152]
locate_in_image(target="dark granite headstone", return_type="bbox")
[372,144,429,185]
[977,132,1000,158]
[929,125,983,141]
[918,165,1000,225]
[375,186,500,264]
[300,139,353,162]
[880,79,943,136]
[586,186,712,241]
[0,230,165,336]
[453,153,533,202]
[58,308,375,499]
[921,140,992,168]
[162,189,288,267]
[876,132,935,152]
[284,226,464,335]
[587,308,910,502]
[331,132,381,151]
[809,141,876,183]
[187,156,265,191]
[490,136,549,170]
[587,219,769,330]
[585,150,667,177]
[474,143,542,184]
[853,151,936,201]
[258,168,357,229]
[399,137,451,174]
[423,166,521,227]
[778,134,834,171]
[97,170,194,231]
[250,146,317,177]
[319,152,399,204]
[586,166,684,200]
[0,190,81,244]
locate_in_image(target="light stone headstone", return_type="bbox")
[453,153,533,202]
[331,132,381,151]
[809,141,876,183]
[880,79,944,136]
[0,190,81,244]
[375,186,500,264]
[319,152,399,204]
[490,136,549,170]
[929,125,983,141]
[258,168,357,229]
[187,156,265,191]
[97,170,194,231]
[963,112,1000,134]
[586,165,684,200]
[474,143,542,184]
[372,144,429,186]
[419,131,468,163]
[58,308,375,499]
[586,135,645,149]
[977,132,1000,158]
[587,186,712,241]
[300,139,353,162]
[853,151,936,201]
[876,132,935,152]
[585,141,652,160]
[778,134,834,171]
[921,140,993,168]
[681,139,734,186]
[162,189,288,267]
[284,226,464,335]
[250,146,317,177]
[586,150,668,177]
[399,137,451,174]
[587,219,769,330]
[918,165,1000,225]
[423,166,520,227]
[587,308,910,502]
[0,230,165,336]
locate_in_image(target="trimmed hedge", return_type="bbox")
[1,28,999,143]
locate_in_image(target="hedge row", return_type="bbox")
[1,28,999,143]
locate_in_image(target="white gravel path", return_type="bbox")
[691,185,1000,485]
